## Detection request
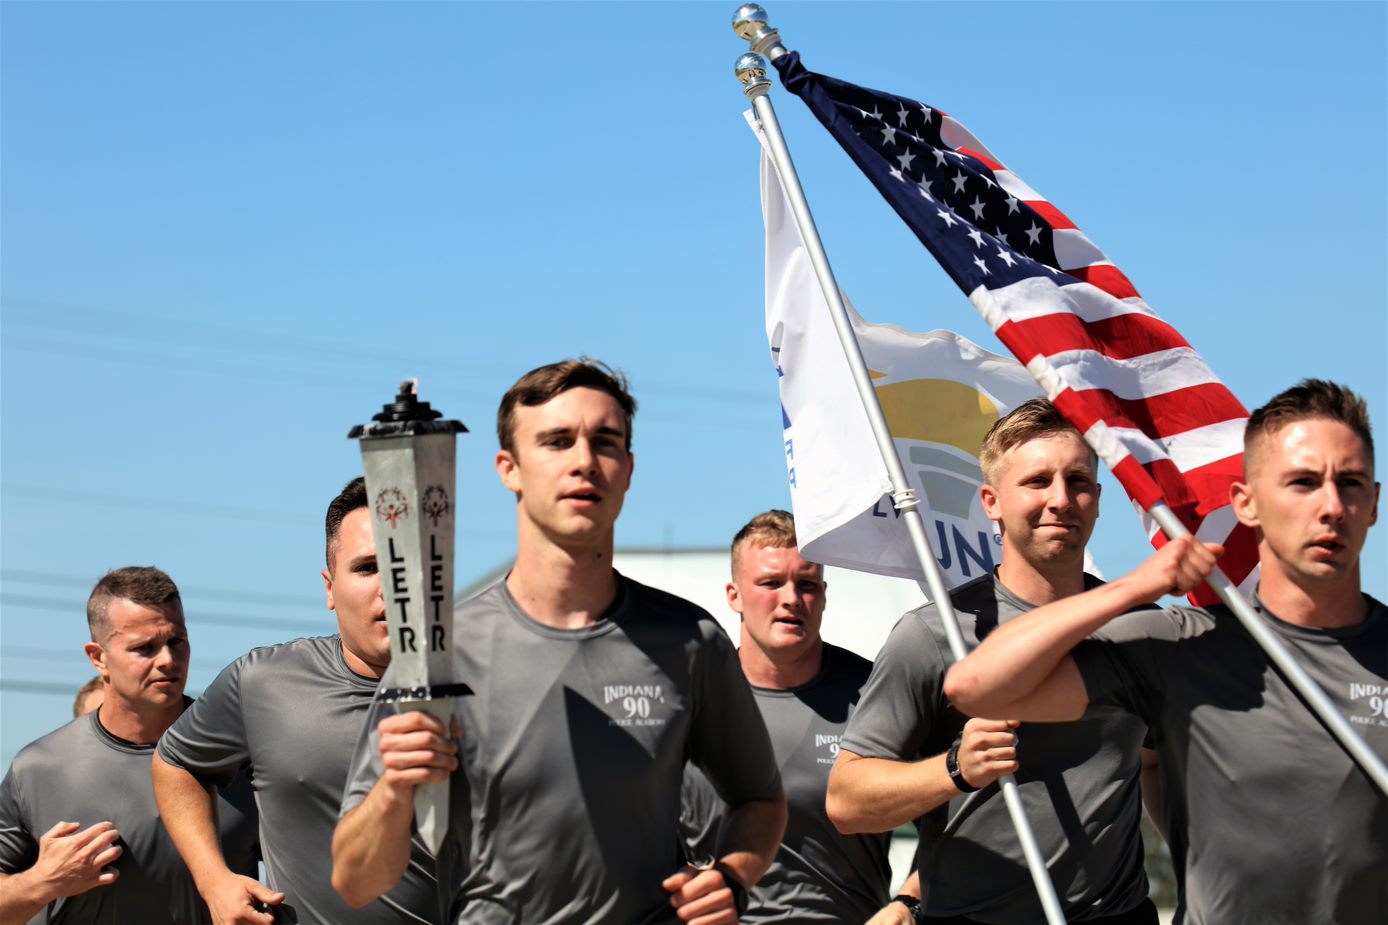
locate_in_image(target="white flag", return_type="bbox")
[752,113,1046,586]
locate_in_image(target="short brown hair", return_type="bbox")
[1245,379,1374,472]
[979,398,1087,484]
[730,509,799,577]
[87,566,181,643]
[325,476,368,571]
[496,359,637,456]
[73,675,103,718]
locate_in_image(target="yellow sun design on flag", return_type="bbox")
[870,373,1002,521]
[871,374,1002,453]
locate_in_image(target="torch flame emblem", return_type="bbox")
[422,485,451,527]
[376,488,409,528]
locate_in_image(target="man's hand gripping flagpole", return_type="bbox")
[1012,345,1388,797]
[731,8,1070,923]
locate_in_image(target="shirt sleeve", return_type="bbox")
[677,764,723,868]
[156,655,252,788]
[839,610,946,760]
[686,627,782,806]
[0,767,37,875]
[1073,607,1186,730]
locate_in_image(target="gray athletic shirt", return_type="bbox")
[342,574,782,925]
[841,573,1150,923]
[1073,593,1388,925]
[0,708,258,924]
[157,635,441,925]
[680,642,892,924]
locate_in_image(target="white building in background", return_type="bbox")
[460,547,928,661]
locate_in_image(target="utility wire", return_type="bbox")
[1,592,323,632]
[3,334,777,432]
[6,298,772,404]
[0,487,516,540]
[0,482,315,526]
[0,643,229,673]
[1,568,311,607]
[0,678,201,699]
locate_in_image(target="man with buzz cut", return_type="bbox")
[333,358,787,925]
[947,380,1387,925]
[826,398,1161,925]
[153,477,441,925]
[680,509,923,924]
[0,567,258,924]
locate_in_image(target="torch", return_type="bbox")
[349,380,469,853]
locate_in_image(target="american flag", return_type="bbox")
[772,51,1258,603]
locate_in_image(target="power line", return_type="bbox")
[5,298,773,405]
[3,333,364,391]
[2,335,778,431]
[1,643,228,673]
[1,592,323,632]
[0,679,95,697]
[0,678,202,699]
[0,488,516,540]
[0,484,313,526]
[1,568,311,607]
[6,297,517,380]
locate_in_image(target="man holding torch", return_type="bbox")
[333,359,786,925]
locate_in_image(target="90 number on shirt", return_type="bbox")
[623,696,651,719]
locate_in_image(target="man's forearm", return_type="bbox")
[711,792,786,888]
[0,870,54,922]
[151,753,232,891]
[943,579,1144,719]
[825,752,956,835]
[945,536,1220,720]
[331,778,415,907]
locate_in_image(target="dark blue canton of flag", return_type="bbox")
[768,50,1260,604]
[770,51,1113,299]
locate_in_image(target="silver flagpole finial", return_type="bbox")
[731,4,786,59]
[735,53,772,100]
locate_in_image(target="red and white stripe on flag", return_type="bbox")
[942,109,1257,602]
[963,226,1259,605]
[916,105,1256,600]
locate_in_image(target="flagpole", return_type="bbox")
[732,13,1068,924]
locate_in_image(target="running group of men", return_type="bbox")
[0,359,1382,925]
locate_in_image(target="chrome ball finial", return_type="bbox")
[732,4,769,41]
[731,3,786,59]
[735,52,772,99]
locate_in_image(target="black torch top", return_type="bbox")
[348,380,468,440]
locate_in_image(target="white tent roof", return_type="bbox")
[460,548,928,661]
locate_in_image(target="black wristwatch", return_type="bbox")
[892,893,923,921]
[712,862,750,916]
[946,735,980,793]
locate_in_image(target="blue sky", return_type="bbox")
[3,1,1384,767]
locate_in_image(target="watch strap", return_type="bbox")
[946,736,980,793]
[892,893,923,921]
